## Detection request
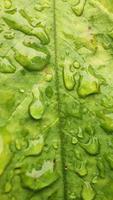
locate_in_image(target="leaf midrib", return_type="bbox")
[53,0,67,199]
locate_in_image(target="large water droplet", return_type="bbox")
[63,59,75,91]
[21,160,58,191]
[80,136,100,155]
[3,14,50,45]
[72,0,86,16]
[0,57,16,73]
[14,44,50,71]
[78,70,100,98]
[82,182,95,200]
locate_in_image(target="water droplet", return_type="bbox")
[80,136,100,155]
[92,176,98,184]
[4,0,12,9]
[75,160,87,177]
[45,86,53,98]
[75,149,82,160]
[15,139,21,150]
[30,87,43,119]
[73,60,80,69]
[77,127,83,138]
[14,44,50,71]
[19,9,40,28]
[25,135,44,156]
[105,153,113,170]
[53,140,58,150]
[3,14,50,44]
[29,99,44,120]
[97,157,105,178]
[72,137,78,144]
[21,160,58,191]
[0,57,16,73]
[45,73,53,82]
[4,30,15,39]
[82,182,95,200]
[99,113,113,133]
[72,0,86,16]
[63,59,75,91]
[15,138,27,151]
[4,182,12,193]
[69,192,76,200]
[19,89,25,93]
[78,70,100,98]
[29,86,44,120]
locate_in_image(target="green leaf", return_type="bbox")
[0,0,113,199]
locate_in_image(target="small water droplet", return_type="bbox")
[30,99,44,120]
[25,135,44,156]
[4,182,12,193]
[4,0,12,9]
[80,136,100,155]
[97,157,105,178]
[77,127,83,138]
[72,0,86,16]
[75,160,87,177]
[19,89,25,93]
[45,86,53,98]
[4,30,15,39]
[53,140,58,149]
[63,59,75,90]
[92,176,98,184]
[19,9,40,28]
[72,137,78,144]
[99,113,113,133]
[82,182,95,200]
[34,4,44,12]
[73,60,80,69]
[45,73,53,82]
[69,192,76,200]
[105,153,113,170]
